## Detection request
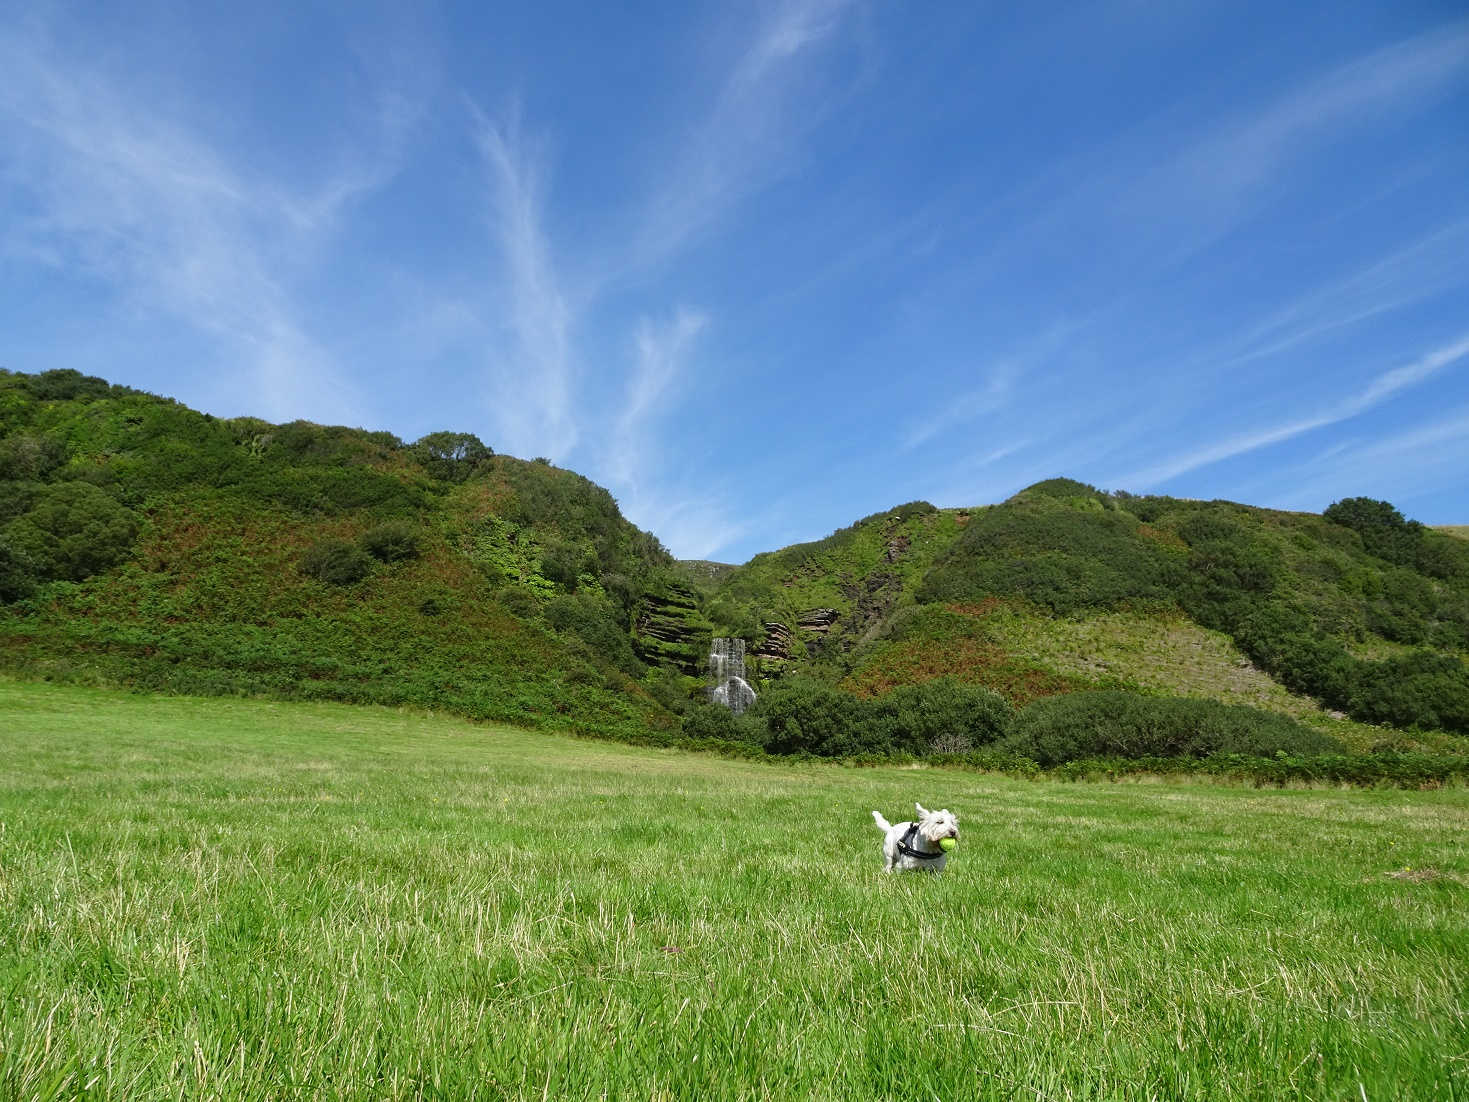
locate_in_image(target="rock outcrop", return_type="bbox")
[633,583,712,675]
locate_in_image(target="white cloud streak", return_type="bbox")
[902,363,1018,450]
[462,1,858,558]
[471,106,579,461]
[604,310,752,561]
[633,0,858,266]
[1118,332,1469,489]
[1220,219,1469,369]
[611,309,709,487]
[1257,404,1469,515]
[1125,20,1469,260]
[0,15,422,424]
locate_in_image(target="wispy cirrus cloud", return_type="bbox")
[1255,403,1469,515]
[957,19,1469,295]
[902,363,1019,451]
[1117,332,1469,489]
[1218,218,1469,369]
[470,105,580,462]
[611,309,709,488]
[1119,19,1469,261]
[463,0,860,557]
[633,0,859,266]
[604,311,758,560]
[0,13,425,424]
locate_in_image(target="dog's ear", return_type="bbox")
[915,802,929,818]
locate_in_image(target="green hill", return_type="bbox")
[3,369,1466,765]
[702,478,1469,746]
[0,368,689,740]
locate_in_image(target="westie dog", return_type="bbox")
[872,803,959,872]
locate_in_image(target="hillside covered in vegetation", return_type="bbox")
[692,477,1469,765]
[0,369,696,741]
[2,370,1466,780]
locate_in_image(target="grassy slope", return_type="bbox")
[933,602,1449,752]
[725,482,1467,744]
[3,681,1466,1100]
[4,371,1463,752]
[0,371,679,738]
[705,503,966,663]
[1438,526,1469,541]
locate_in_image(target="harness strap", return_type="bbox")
[895,823,944,861]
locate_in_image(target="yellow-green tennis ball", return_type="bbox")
[939,837,957,853]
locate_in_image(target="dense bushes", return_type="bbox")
[918,499,1181,613]
[683,677,1012,757]
[298,540,373,586]
[755,678,873,756]
[0,538,37,602]
[410,432,493,482]
[1346,652,1469,733]
[360,521,422,563]
[0,433,68,480]
[869,679,1015,754]
[667,679,1457,786]
[1,481,138,586]
[1324,496,1469,580]
[543,593,646,678]
[686,679,1339,765]
[1164,503,1469,733]
[999,692,1341,766]
[916,486,1469,735]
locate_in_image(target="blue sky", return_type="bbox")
[2,1,1467,561]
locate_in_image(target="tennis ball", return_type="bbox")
[939,837,957,853]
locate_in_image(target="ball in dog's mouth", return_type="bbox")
[939,837,957,853]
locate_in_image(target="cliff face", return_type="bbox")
[633,583,713,675]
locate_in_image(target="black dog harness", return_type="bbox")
[895,823,945,862]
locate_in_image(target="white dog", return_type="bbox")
[872,803,959,872]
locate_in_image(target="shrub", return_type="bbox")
[918,499,1181,613]
[681,700,762,745]
[410,431,492,482]
[1324,497,1423,566]
[1,481,138,582]
[541,541,590,591]
[1347,652,1469,733]
[868,678,1013,754]
[1001,691,1343,766]
[298,540,372,586]
[752,678,878,757]
[544,593,646,678]
[0,536,37,602]
[0,433,68,481]
[644,665,696,716]
[360,521,422,563]
[21,369,120,402]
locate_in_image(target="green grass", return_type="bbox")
[965,602,1449,752]
[2,681,1467,1099]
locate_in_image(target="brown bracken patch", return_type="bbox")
[1384,867,1450,884]
[842,636,1095,706]
[946,599,1004,618]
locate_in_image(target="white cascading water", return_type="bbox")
[709,637,757,715]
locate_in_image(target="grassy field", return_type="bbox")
[1,682,1466,1100]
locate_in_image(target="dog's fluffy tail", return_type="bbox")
[871,810,891,832]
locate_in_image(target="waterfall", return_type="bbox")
[709,637,757,715]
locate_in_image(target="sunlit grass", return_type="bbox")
[1,680,1466,1099]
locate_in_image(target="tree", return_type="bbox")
[1324,497,1424,566]
[1,481,137,582]
[411,432,492,482]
